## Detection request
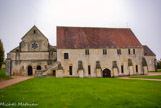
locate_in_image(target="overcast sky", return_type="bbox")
[0,0,161,60]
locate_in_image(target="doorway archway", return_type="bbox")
[28,66,33,76]
[103,69,111,77]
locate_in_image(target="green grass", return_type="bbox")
[157,69,161,72]
[129,75,161,79]
[0,68,11,81]
[0,78,161,108]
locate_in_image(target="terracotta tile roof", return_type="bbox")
[143,45,156,56]
[57,26,142,49]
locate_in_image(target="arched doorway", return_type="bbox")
[37,65,41,70]
[103,69,111,77]
[28,66,33,76]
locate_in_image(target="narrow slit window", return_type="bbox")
[69,66,72,75]
[128,49,131,54]
[88,65,91,75]
[133,49,135,54]
[121,65,124,73]
[136,65,138,72]
[34,30,36,34]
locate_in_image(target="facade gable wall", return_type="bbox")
[20,26,49,52]
[6,26,57,76]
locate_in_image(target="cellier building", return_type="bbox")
[6,26,157,78]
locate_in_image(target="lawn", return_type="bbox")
[157,69,161,72]
[129,75,161,79]
[0,68,11,81]
[0,78,161,108]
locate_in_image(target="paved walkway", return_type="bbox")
[148,72,161,76]
[118,77,161,81]
[118,72,161,82]
[0,76,33,89]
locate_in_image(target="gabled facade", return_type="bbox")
[6,26,56,76]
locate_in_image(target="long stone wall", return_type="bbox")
[57,48,145,77]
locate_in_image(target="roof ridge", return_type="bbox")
[57,26,131,30]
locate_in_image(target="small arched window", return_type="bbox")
[37,66,41,70]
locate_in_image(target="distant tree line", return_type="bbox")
[0,39,4,69]
[157,60,161,69]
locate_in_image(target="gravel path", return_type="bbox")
[0,76,33,89]
[118,77,161,81]
[118,72,161,82]
[148,72,161,76]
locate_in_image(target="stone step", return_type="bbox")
[35,62,60,77]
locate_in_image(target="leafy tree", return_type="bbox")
[0,39,4,69]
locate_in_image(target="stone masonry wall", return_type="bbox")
[57,48,144,77]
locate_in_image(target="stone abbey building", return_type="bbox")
[6,26,157,78]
